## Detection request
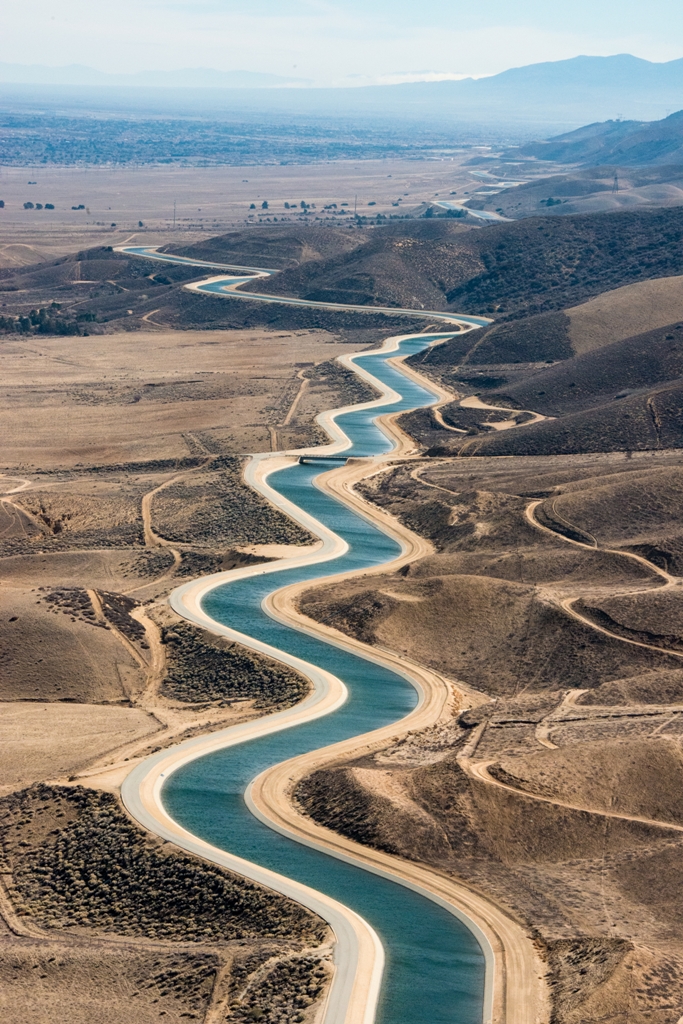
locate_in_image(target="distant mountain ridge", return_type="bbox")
[0,62,307,89]
[518,110,683,166]
[1,54,683,126]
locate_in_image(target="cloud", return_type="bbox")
[371,72,492,85]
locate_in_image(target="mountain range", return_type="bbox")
[0,63,306,89]
[2,54,683,127]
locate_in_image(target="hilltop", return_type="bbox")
[516,110,683,167]
[3,210,683,334]
[239,208,683,317]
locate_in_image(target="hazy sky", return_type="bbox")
[4,0,683,86]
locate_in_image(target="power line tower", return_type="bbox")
[612,173,619,194]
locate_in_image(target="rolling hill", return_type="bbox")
[239,208,683,318]
[516,110,683,167]
[3,54,683,127]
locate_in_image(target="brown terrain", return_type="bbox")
[0,157,494,265]
[399,274,683,458]
[4,196,683,1024]
[296,450,683,1024]
[471,167,683,220]
[0,222,387,1022]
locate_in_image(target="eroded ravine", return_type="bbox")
[118,248,544,1024]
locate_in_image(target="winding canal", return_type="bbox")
[119,246,492,1024]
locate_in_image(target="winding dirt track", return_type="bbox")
[525,499,683,659]
[461,755,683,835]
[436,498,683,836]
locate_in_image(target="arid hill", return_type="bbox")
[399,272,683,457]
[4,211,683,336]
[296,451,683,1024]
[0,237,436,341]
[476,166,683,220]
[517,110,683,167]
[239,208,683,318]
[165,224,362,270]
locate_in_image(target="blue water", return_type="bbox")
[120,245,489,325]
[124,249,490,1023]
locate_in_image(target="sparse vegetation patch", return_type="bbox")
[160,623,309,709]
[1,785,325,944]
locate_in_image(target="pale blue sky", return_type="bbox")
[4,0,683,86]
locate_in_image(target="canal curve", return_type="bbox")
[119,245,494,1024]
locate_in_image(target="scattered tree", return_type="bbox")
[23,201,34,209]
[0,306,81,336]
[261,200,268,210]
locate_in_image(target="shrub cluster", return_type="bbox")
[0,305,82,336]
[1,785,325,944]
[304,359,378,407]
[154,457,312,548]
[38,587,101,627]
[161,623,309,709]
[449,208,683,317]
[229,955,328,1024]
[98,590,146,643]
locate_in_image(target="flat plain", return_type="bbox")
[0,157,490,267]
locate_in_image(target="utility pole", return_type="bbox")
[612,174,619,194]
[173,199,176,229]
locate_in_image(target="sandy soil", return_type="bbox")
[0,703,159,796]
[293,447,683,1022]
[0,311,369,796]
[567,274,683,354]
[5,209,683,1023]
[0,158,487,266]
[141,338,550,1024]
[0,328,367,469]
[0,191,488,1024]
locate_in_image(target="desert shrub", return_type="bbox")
[1,785,324,944]
[161,623,309,709]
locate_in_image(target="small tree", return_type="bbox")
[250,203,256,209]
[0,200,5,209]
[24,202,34,210]
[138,220,144,227]
[261,200,268,210]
